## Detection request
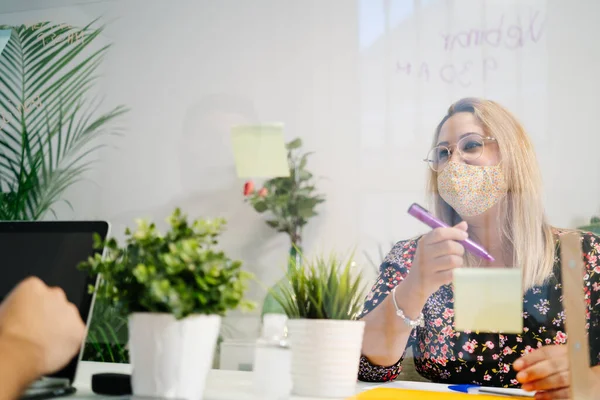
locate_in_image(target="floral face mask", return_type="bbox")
[437,161,508,217]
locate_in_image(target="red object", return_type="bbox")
[243,181,255,196]
[258,188,268,197]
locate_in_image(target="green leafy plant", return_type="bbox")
[79,208,255,320]
[82,297,129,363]
[0,21,128,220]
[270,251,367,320]
[579,216,600,235]
[243,138,325,246]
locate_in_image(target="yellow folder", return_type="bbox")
[349,388,531,399]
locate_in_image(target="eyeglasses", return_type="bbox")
[424,133,497,172]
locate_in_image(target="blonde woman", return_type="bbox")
[359,98,600,399]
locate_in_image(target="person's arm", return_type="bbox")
[358,284,420,382]
[0,277,85,400]
[0,336,42,400]
[582,232,600,366]
[358,239,425,381]
[359,224,469,382]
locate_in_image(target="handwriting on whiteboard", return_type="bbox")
[37,23,85,47]
[23,23,85,47]
[394,10,545,87]
[0,95,43,131]
[396,57,498,87]
[441,10,545,51]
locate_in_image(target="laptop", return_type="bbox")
[0,221,110,399]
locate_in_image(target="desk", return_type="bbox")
[68,361,457,400]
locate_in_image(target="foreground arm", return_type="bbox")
[359,224,469,382]
[358,239,424,381]
[360,265,422,367]
[0,277,86,400]
[0,336,42,400]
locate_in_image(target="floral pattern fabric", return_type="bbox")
[358,230,600,387]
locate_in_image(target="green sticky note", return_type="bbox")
[231,124,290,178]
[453,268,523,334]
[0,30,11,58]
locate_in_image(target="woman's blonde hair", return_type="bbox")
[426,97,555,290]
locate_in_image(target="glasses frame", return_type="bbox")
[423,133,497,172]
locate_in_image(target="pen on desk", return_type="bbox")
[448,384,535,398]
[407,203,495,262]
[478,387,535,398]
[448,384,476,393]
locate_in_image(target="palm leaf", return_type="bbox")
[0,20,128,220]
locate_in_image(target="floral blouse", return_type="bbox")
[358,230,600,387]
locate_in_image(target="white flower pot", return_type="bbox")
[287,319,365,398]
[128,313,221,400]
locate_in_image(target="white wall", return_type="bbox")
[2,0,600,339]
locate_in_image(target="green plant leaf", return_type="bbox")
[298,170,313,181]
[266,220,280,229]
[297,197,320,219]
[298,151,314,169]
[252,201,268,213]
[83,296,129,363]
[286,138,302,150]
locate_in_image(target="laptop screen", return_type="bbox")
[0,221,109,382]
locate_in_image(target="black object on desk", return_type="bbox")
[91,373,132,396]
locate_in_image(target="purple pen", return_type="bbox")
[407,203,495,262]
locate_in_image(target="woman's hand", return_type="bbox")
[404,221,468,300]
[515,345,600,399]
[514,345,571,399]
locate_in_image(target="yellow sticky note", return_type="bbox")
[453,268,523,334]
[231,123,290,178]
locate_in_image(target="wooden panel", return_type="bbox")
[558,232,591,400]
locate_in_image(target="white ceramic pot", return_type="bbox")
[128,313,221,400]
[287,319,366,398]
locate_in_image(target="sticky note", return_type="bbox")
[0,30,11,58]
[231,123,290,178]
[453,268,523,334]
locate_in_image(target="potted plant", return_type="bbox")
[0,21,128,220]
[243,138,325,316]
[79,208,253,400]
[270,251,367,398]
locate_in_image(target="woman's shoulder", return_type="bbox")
[551,226,600,246]
[551,227,600,271]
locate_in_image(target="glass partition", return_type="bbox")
[0,0,598,397]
